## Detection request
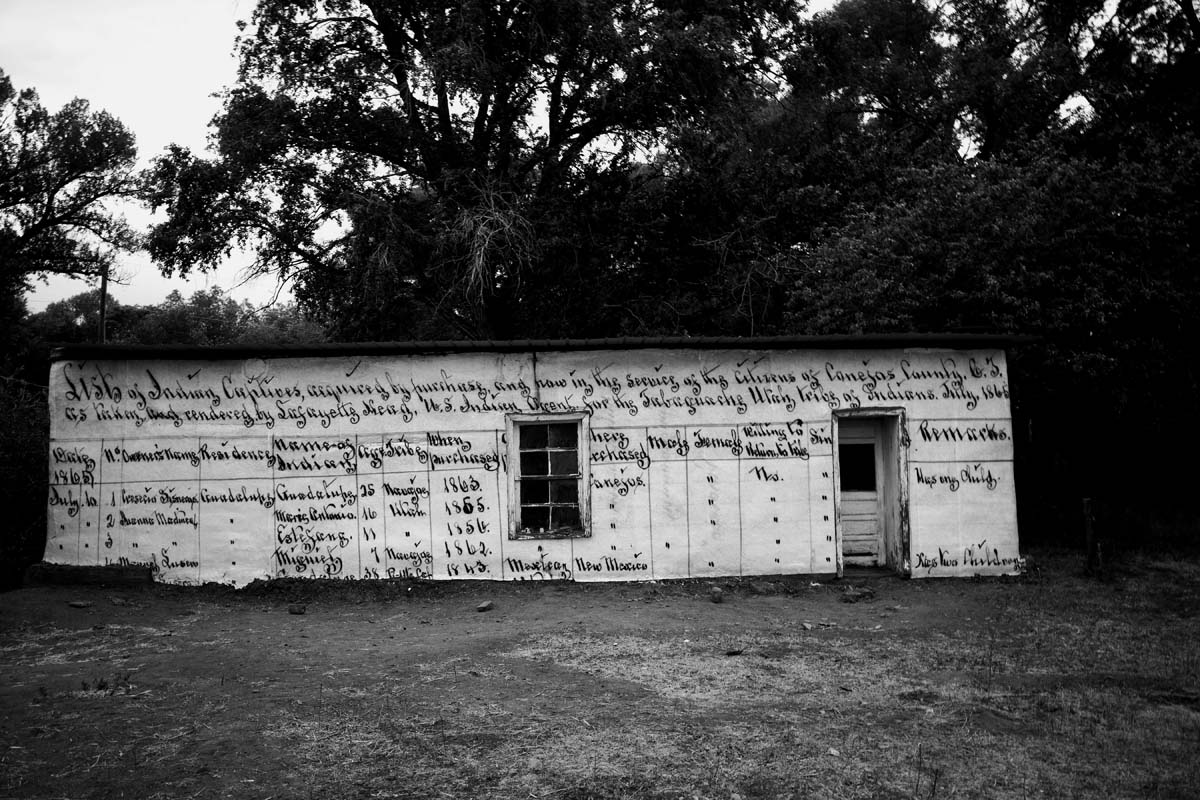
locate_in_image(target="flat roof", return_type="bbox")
[51,333,1031,362]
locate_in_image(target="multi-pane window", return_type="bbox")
[509,414,589,539]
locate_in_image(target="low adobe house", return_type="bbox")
[44,336,1023,585]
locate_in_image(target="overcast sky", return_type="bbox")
[1,0,283,311]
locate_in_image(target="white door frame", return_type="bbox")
[831,408,910,577]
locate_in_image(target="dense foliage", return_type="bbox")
[142,0,798,339]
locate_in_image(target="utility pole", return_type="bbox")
[98,263,108,344]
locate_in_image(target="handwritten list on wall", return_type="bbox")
[47,348,1021,583]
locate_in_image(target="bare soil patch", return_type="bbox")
[2,551,1198,799]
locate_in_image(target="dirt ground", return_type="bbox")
[1,551,1198,800]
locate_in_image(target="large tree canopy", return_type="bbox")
[145,0,797,338]
[0,69,139,300]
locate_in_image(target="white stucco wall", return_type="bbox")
[45,345,1022,585]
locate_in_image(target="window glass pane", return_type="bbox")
[513,418,587,538]
[521,479,549,504]
[549,479,578,504]
[553,504,580,529]
[549,449,578,475]
[839,443,876,491]
[519,424,547,450]
[547,423,577,448]
[520,451,549,476]
[522,506,549,531]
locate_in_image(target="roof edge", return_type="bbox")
[50,333,1035,362]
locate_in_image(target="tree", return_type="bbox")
[1071,0,1199,157]
[773,0,1200,545]
[610,0,1199,344]
[0,68,139,301]
[125,287,328,345]
[24,288,134,345]
[238,301,328,345]
[143,0,798,340]
[26,287,326,347]
[570,0,966,337]
[126,288,249,345]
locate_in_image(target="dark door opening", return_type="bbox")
[836,414,906,572]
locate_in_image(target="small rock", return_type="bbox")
[67,600,93,609]
[709,587,723,604]
[724,647,744,656]
[801,622,814,631]
[287,604,306,615]
[477,600,494,612]
[828,747,840,757]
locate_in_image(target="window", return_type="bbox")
[838,443,877,492]
[508,413,590,539]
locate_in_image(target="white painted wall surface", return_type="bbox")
[44,346,1022,584]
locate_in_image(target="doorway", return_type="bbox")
[835,412,907,572]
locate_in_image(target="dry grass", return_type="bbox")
[1,550,1198,799]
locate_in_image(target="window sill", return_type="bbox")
[509,528,590,541]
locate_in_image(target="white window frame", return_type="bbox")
[506,411,591,540]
